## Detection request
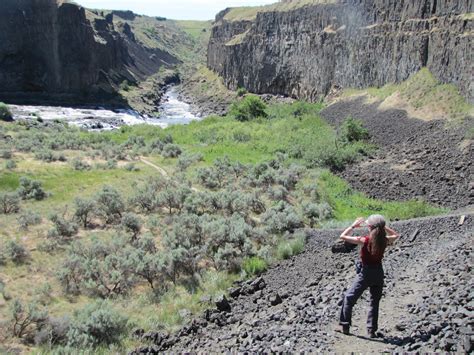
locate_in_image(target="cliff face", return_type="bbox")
[208,0,473,102]
[0,0,179,105]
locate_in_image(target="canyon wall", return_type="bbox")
[208,0,473,102]
[0,0,179,105]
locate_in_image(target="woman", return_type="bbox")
[338,214,400,338]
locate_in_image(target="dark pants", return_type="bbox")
[339,264,384,332]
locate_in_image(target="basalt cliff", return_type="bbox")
[208,0,473,102]
[0,0,179,105]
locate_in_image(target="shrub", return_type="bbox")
[302,202,333,227]
[262,202,304,234]
[340,117,370,143]
[58,238,134,297]
[236,87,247,97]
[95,186,125,224]
[17,177,47,201]
[4,239,29,264]
[229,95,268,121]
[34,150,67,163]
[0,149,12,159]
[177,153,203,172]
[48,213,79,243]
[66,300,128,348]
[161,143,182,158]
[0,192,20,214]
[121,213,142,239]
[73,197,96,228]
[10,299,48,340]
[17,211,42,230]
[124,162,140,171]
[5,160,16,169]
[0,102,13,121]
[71,158,91,171]
[34,316,70,347]
[242,257,267,276]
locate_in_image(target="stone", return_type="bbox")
[269,293,283,306]
[215,295,231,313]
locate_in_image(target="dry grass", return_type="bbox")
[223,0,336,22]
[341,68,473,122]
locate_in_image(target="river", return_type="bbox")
[7,87,201,130]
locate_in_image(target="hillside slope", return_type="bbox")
[207,0,473,102]
[132,212,473,353]
[0,1,209,108]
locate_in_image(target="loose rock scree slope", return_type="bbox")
[322,96,473,208]
[132,213,473,353]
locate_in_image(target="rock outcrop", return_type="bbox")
[208,0,473,102]
[0,0,179,105]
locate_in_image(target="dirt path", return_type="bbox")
[132,213,473,353]
[139,157,170,178]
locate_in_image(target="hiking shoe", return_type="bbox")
[368,330,382,338]
[342,325,350,335]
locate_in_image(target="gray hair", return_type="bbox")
[366,214,386,229]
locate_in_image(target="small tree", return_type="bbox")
[0,192,20,214]
[48,213,79,243]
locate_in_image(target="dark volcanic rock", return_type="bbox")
[321,97,474,208]
[208,0,473,102]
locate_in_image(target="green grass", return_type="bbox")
[242,257,268,276]
[276,234,306,260]
[318,170,446,221]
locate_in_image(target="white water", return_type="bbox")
[8,87,201,130]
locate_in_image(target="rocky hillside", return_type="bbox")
[0,0,206,107]
[207,0,473,102]
[132,212,473,353]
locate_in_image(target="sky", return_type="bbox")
[75,0,277,20]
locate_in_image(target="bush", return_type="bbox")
[73,197,96,228]
[17,177,47,201]
[96,186,125,224]
[124,162,140,171]
[66,300,128,348]
[71,158,91,171]
[262,202,304,234]
[161,143,182,158]
[5,159,17,169]
[17,211,42,230]
[302,202,333,227]
[34,316,70,347]
[340,117,370,143]
[4,239,29,264]
[0,102,13,121]
[0,192,20,214]
[34,150,67,163]
[242,257,267,276]
[48,214,79,243]
[236,87,247,97]
[121,213,142,239]
[0,149,12,159]
[229,95,268,121]
[10,299,48,340]
[58,238,134,297]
